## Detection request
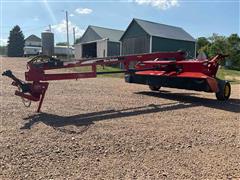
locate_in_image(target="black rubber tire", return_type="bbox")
[216,80,231,101]
[149,85,161,91]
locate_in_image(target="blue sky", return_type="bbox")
[0,0,239,45]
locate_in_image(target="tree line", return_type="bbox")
[197,33,240,70]
[0,46,7,55]
[1,25,239,70]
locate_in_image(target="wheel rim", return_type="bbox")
[224,84,230,97]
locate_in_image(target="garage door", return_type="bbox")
[82,42,97,58]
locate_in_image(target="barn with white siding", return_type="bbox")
[24,35,42,56]
[74,25,124,59]
[25,34,41,47]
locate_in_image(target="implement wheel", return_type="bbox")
[216,80,231,101]
[149,85,161,91]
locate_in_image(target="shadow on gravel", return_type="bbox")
[21,92,239,133]
[135,91,240,113]
[21,102,196,132]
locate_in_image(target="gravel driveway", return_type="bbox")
[1,57,240,179]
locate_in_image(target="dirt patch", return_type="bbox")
[1,57,240,179]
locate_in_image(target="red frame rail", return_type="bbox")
[2,51,226,112]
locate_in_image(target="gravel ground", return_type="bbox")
[1,57,240,179]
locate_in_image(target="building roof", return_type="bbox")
[122,18,195,42]
[25,34,41,42]
[89,25,124,42]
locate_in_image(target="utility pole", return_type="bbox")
[73,27,76,45]
[65,10,70,60]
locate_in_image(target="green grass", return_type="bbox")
[73,65,124,78]
[96,66,124,78]
[217,68,240,83]
[96,66,240,82]
[73,65,240,83]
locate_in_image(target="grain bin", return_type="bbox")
[41,31,54,56]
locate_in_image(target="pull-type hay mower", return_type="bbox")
[2,51,231,112]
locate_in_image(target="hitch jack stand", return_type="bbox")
[37,88,47,112]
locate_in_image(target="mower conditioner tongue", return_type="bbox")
[2,52,231,112]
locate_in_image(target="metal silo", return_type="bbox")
[41,31,54,56]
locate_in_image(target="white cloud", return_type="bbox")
[75,8,93,15]
[0,39,8,46]
[52,20,85,37]
[69,13,75,17]
[135,0,179,10]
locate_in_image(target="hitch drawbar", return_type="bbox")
[3,53,183,112]
[2,52,230,112]
[2,70,48,112]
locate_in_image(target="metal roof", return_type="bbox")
[123,18,195,42]
[89,25,124,42]
[25,34,41,42]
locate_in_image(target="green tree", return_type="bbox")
[0,46,7,55]
[7,25,25,57]
[75,37,81,44]
[197,37,210,52]
[227,34,240,68]
[196,33,240,69]
[207,33,228,57]
[56,42,67,46]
